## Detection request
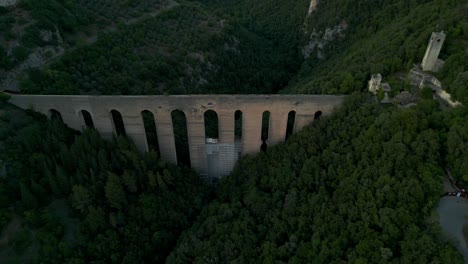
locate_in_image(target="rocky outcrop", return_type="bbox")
[1,27,65,91]
[308,0,318,15]
[0,0,17,7]
[302,21,348,59]
[1,46,65,91]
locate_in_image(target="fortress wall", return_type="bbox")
[8,94,345,177]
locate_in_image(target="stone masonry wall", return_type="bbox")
[8,94,345,177]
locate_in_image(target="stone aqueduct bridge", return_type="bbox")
[8,94,345,178]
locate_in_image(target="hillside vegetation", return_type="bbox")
[286,0,468,103]
[18,0,309,95]
[0,0,467,263]
[0,0,170,71]
[167,94,466,263]
[0,102,211,262]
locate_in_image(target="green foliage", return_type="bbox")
[20,182,38,210]
[376,88,385,101]
[12,229,33,255]
[168,95,464,263]
[104,173,127,210]
[421,86,434,100]
[286,0,467,95]
[447,117,468,182]
[0,46,13,71]
[0,103,210,262]
[20,3,306,95]
[0,0,467,262]
[11,46,30,63]
[0,92,11,103]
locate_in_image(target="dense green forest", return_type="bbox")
[0,0,170,71]
[17,1,307,95]
[0,0,467,263]
[285,0,468,104]
[167,94,466,263]
[1,94,466,262]
[0,100,211,262]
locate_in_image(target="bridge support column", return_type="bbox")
[268,111,288,145]
[60,111,82,131]
[218,111,234,144]
[217,111,236,177]
[92,110,115,140]
[294,113,315,133]
[186,113,208,176]
[122,114,149,153]
[154,111,177,164]
[242,111,263,155]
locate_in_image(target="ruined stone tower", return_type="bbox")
[421,31,446,72]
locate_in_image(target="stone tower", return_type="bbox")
[421,31,446,72]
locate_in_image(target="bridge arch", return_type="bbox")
[261,111,270,151]
[110,109,126,136]
[80,110,94,129]
[314,111,322,120]
[234,110,242,141]
[171,109,190,167]
[141,110,159,153]
[204,109,219,141]
[48,109,63,122]
[285,110,296,140]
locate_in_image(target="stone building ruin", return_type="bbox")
[421,31,446,72]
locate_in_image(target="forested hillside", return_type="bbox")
[168,94,466,263]
[0,0,170,71]
[0,0,467,263]
[0,100,211,262]
[18,0,309,95]
[286,0,468,103]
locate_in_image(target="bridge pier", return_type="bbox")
[217,111,236,177]
[87,108,114,140]
[154,111,178,164]
[294,114,315,134]
[269,111,289,145]
[122,114,149,153]
[242,110,263,155]
[218,111,235,144]
[186,110,208,176]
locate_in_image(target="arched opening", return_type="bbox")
[141,110,159,153]
[49,109,63,122]
[314,111,322,120]
[80,110,94,129]
[110,110,126,136]
[204,110,219,142]
[285,110,296,141]
[234,110,243,159]
[261,111,270,151]
[234,110,242,140]
[171,110,190,167]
